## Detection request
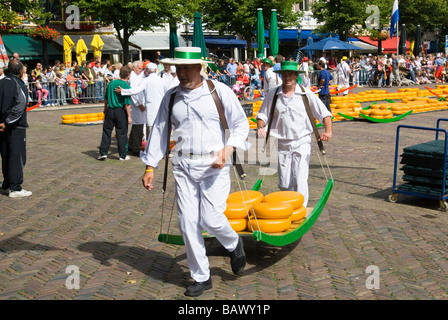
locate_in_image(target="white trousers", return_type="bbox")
[173,164,239,282]
[277,136,311,207]
[337,76,350,95]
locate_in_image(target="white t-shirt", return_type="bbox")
[256,85,331,141]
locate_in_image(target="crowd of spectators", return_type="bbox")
[307,52,448,87]
[3,50,448,107]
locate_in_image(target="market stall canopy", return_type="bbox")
[300,37,363,51]
[269,9,279,57]
[348,40,378,52]
[91,34,104,60]
[204,38,269,49]
[257,8,265,58]
[193,12,207,58]
[55,35,139,55]
[357,36,409,54]
[263,29,357,42]
[129,34,187,50]
[75,37,88,65]
[63,35,74,68]
[2,34,61,61]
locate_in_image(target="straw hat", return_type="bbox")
[273,61,305,74]
[261,58,274,66]
[160,47,205,65]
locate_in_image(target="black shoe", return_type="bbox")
[229,237,246,275]
[184,278,212,297]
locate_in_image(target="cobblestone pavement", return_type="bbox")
[1,84,448,300]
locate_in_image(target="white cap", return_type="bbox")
[146,62,157,70]
[170,65,176,73]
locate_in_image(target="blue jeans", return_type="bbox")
[250,79,264,99]
[48,83,56,104]
[409,70,416,83]
[218,74,228,84]
[377,73,384,87]
[95,80,104,102]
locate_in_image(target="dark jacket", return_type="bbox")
[82,66,96,84]
[0,75,29,129]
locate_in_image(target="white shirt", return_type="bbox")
[299,62,310,89]
[93,66,103,79]
[256,85,332,141]
[159,71,180,89]
[337,61,350,79]
[319,57,327,69]
[120,72,169,127]
[263,67,282,95]
[113,69,120,80]
[141,79,250,170]
[128,71,146,125]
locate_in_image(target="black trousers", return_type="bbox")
[0,127,26,192]
[128,124,144,154]
[319,94,332,112]
[99,107,129,158]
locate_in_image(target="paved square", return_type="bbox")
[1,86,448,300]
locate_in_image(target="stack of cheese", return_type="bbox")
[225,190,264,232]
[61,113,104,124]
[225,190,307,233]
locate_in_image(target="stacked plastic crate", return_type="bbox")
[398,140,448,197]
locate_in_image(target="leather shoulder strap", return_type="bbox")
[207,80,229,130]
[206,80,245,179]
[162,89,177,194]
[264,86,281,148]
[299,85,326,155]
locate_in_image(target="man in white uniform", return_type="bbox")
[256,61,332,208]
[141,47,250,297]
[299,57,311,89]
[262,58,282,96]
[115,63,168,139]
[127,61,146,156]
[336,56,352,96]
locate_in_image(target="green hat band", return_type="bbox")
[174,50,202,60]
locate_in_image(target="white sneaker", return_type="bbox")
[97,154,107,160]
[119,155,130,161]
[9,189,32,198]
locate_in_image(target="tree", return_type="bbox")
[0,0,52,30]
[312,0,448,44]
[312,0,367,41]
[395,0,448,52]
[199,0,300,58]
[72,0,169,64]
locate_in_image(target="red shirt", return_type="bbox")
[237,73,249,85]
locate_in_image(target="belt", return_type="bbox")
[177,150,214,160]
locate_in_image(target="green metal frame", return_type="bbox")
[337,110,413,123]
[251,178,333,246]
[158,179,333,247]
[358,110,413,122]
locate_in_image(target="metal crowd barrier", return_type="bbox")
[27,79,110,106]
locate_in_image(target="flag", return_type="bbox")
[0,35,9,68]
[390,0,399,38]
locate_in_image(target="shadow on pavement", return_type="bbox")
[78,241,189,287]
[204,237,301,277]
[0,230,63,253]
[368,187,443,213]
[78,237,302,288]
